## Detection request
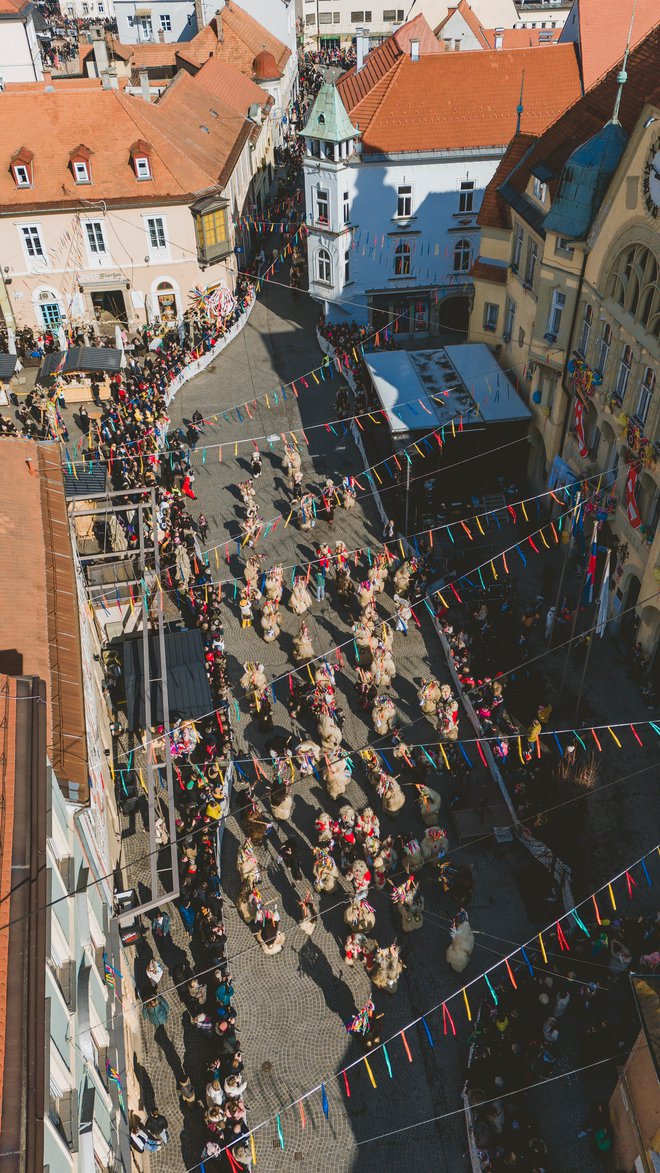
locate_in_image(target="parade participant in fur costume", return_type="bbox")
[348,858,371,898]
[418,678,441,715]
[313,846,339,892]
[236,839,260,884]
[371,943,405,993]
[298,891,318,937]
[372,695,396,736]
[438,862,474,906]
[298,493,315,531]
[257,908,285,955]
[315,811,336,846]
[283,442,301,486]
[421,826,449,865]
[372,836,398,888]
[239,480,256,507]
[393,559,412,595]
[446,912,474,973]
[355,806,380,846]
[357,579,375,612]
[341,477,357,510]
[371,645,396,689]
[290,575,313,614]
[334,539,349,568]
[416,784,442,826]
[292,621,314,664]
[296,739,321,776]
[264,565,283,602]
[344,896,376,934]
[391,876,424,933]
[375,769,405,815]
[335,565,355,601]
[236,881,262,925]
[244,553,264,597]
[323,753,351,799]
[344,931,366,966]
[397,834,423,873]
[269,773,294,821]
[260,599,280,643]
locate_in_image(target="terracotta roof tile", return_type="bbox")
[338,14,440,114]
[574,0,659,90]
[477,132,537,228]
[342,43,581,155]
[470,257,508,281]
[212,1,290,78]
[0,75,250,208]
[195,55,273,119]
[0,0,30,14]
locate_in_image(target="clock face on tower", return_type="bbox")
[642,137,660,219]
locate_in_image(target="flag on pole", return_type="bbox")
[625,463,641,529]
[583,523,599,605]
[574,398,588,457]
[596,548,611,637]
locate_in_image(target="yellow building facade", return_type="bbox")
[469,28,660,662]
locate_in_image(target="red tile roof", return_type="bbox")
[340,43,581,155]
[573,0,659,90]
[338,14,441,114]
[477,133,537,228]
[478,25,660,229]
[79,2,291,80]
[0,0,31,15]
[0,75,251,209]
[195,55,273,119]
[470,258,508,281]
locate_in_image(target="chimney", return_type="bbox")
[356,32,369,71]
[100,67,119,90]
[91,25,109,75]
[139,68,151,101]
[215,7,224,41]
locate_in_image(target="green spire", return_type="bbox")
[301,82,358,143]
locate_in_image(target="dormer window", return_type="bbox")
[129,140,153,181]
[69,145,93,185]
[10,147,34,188]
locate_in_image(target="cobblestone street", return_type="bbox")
[87,281,658,1173]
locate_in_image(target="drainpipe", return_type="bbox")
[0,268,17,345]
[558,247,588,455]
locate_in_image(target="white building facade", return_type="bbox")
[114,0,196,43]
[0,0,43,83]
[298,1,408,51]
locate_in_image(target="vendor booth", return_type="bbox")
[37,346,124,404]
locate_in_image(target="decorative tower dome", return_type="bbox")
[253,50,281,82]
[302,81,359,159]
[543,120,629,241]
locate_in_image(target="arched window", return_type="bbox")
[615,344,633,401]
[394,241,411,277]
[606,243,660,338]
[453,238,472,273]
[317,247,331,284]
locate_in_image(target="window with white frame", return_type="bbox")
[554,236,574,257]
[483,302,499,332]
[135,156,152,180]
[394,240,411,276]
[546,289,565,338]
[578,302,593,356]
[532,176,547,203]
[146,216,166,253]
[396,184,412,218]
[615,344,633,401]
[160,13,171,29]
[344,250,350,283]
[597,322,611,375]
[343,191,350,225]
[84,220,107,256]
[511,222,524,270]
[73,160,90,183]
[20,223,45,259]
[458,180,474,214]
[453,238,471,273]
[504,296,516,340]
[98,2,104,11]
[636,366,655,425]
[13,164,31,187]
[317,247,331,284]
[316,188,329,225]
[524,238,538,287]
